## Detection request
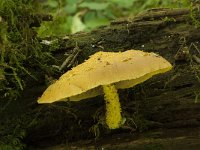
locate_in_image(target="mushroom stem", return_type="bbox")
[102,84,122,129]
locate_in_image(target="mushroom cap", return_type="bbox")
[38,50,172,104]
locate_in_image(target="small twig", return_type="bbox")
[189,42,200,54]
[192,55,200,64]
[188,42,200,64]
[134,8,189,21]
[59,42,81,71]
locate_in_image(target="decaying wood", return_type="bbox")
[44,8,200,69]
[6,7,200,148]
[45,128,200,150]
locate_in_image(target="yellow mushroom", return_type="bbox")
[37,50,172,129]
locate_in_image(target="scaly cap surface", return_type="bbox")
[38,50,172,103]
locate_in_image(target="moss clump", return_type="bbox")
[0,0,55,102]
[189,4,200,27]
[0,117,26,150]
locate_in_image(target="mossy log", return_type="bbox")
[38,7,200,126]
[3,7,200,149]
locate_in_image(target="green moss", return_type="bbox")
[0,115,27,150]
[0,0,56,101]
[162,16,176,23]
[189,5,200,28]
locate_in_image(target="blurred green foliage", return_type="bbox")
[37,0,190,37]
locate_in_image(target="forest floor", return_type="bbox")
[32,128,200,150]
